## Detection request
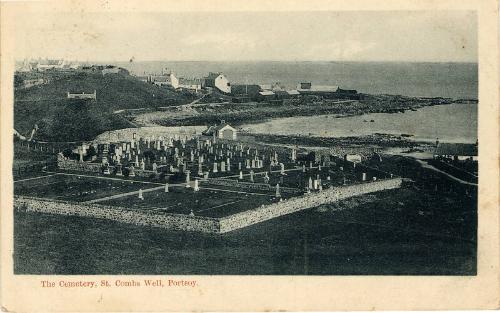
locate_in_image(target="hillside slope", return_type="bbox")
[14,71,196,142]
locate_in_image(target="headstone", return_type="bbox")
[164,183,169,192]
[193,179,200,191]
[280,163,285,175]
[250,170,254,182]
[308,177,313,190]
[221,161,226,172]
[78,147,84,162]
[275,184,281,198]
[213,162,218,173]
[138,189,144,200]
[152,162,157,172]
[116,164,123,176]
[362,173,367,181]
[129,166,135,177]
[239,171,243,179]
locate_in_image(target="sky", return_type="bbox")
[12,11,477,62]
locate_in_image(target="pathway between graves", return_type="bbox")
[44,171,165,185]
[82,184,183,204]
[14,173,59,183]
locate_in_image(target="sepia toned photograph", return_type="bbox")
[2,0,500,311]
[9,9,480,277]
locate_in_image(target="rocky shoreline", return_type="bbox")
[146,93,474,127]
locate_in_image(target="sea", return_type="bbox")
[242,103,478,144]
[117,61,478,99]
[116,61,478,143]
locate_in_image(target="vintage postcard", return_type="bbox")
[1,0,499,311]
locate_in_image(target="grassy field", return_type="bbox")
[14,71,196,142]
[14,174,154,202]
[100,185,276,218]
[14,185,476,275]
[12,154,477,274]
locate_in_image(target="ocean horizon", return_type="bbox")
[113,60,478,99]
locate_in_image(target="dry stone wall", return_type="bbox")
[14,196,220,233]
[57,158,102,173]
[206,178,301,193]
[58,157,156,178]
[14,178,402,234]
[218,178,402,233]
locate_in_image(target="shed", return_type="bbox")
[203,122,238,140]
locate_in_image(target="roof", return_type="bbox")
[203,123,236,135]
[179,77,202,85]
[214,123,236,131]
[151,75,171,83]
[297,85,339,92]
[206,72,221,80]
[287,90,300,95]
[231,84,261,96]
[259,91,275,96]
[434,143,478,156]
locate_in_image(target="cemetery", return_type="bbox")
[14,130,400,231]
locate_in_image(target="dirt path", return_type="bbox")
[415,159,477,186]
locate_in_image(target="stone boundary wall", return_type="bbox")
[216,138,294,155]
[58,158,156,178]
[315,146,381,161]
[14,178,402,234]
[14,196,220,233]
[57,158,102,173]
[206,178,301,193]
[218,178,403,233]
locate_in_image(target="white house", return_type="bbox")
[170,72,180,89]
[203,72,231,94]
